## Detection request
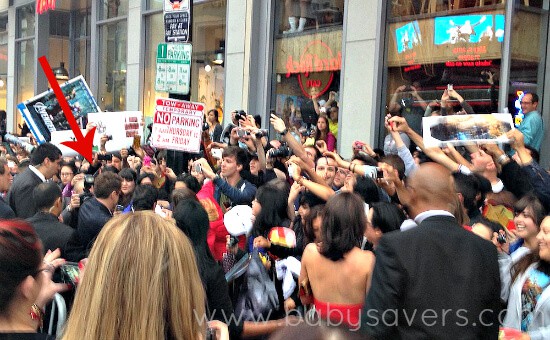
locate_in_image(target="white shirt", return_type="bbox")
[28,165,46,182]
[414,210,454,225]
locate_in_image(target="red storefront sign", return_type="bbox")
[285,40,341,98]
[37,0,56,15]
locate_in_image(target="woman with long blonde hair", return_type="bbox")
[62,211,214,340]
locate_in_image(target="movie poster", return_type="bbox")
[17,76,100,144]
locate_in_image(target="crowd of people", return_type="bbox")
[0,87,549,339]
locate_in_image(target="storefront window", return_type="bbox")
[98,21,127,111]
[143,12,166,133]
[16,4,35,39]
[508,1,548,125]
[142,0,226,133]
[99,0,128,20]
[382,0,547,144]
[15,4,35,134]
[147,0,164,11]
[73,1,92,81]
[0,12,8,112]
[271,0,345,142]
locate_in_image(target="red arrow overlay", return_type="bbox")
[38,56,96,163]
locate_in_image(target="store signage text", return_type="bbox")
[404,64,421,72]
[452,45,488,61]
[286,40,341,98]
[285,43,341,77]
[36,0,56,15]
[403,51,417,65]
[445,60,493,67]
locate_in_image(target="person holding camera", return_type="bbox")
[194,146,257,213]
[220,110,245,145]
[388,84,428,138]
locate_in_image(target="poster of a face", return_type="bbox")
[17,76,99,144]
[423,113,513,147]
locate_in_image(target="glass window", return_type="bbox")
[143,13,167,134]
[0,12,7,112]
[507,1,548,127]
[98,21,127,111]
[74,3,92,81]
[147,0,164,11]
[142,0,226,137]
[16,4,35,39]
[271,0,345,143]
[383,1,509,148]
[99,0,129,20]
[16,39,35,132]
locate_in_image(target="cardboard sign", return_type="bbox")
[151,98,204,153]
[50,111,144,156]
[17,76,99,144]
[422,113,514,147]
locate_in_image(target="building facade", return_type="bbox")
[1,1,549,164]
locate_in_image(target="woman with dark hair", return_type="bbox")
[498,216,550,338]
[118,168,137,210]
[251,181,291,239]
[299,192,374,327]
[303,204,324,245]
[59,161,77,190]
[314,116,336,152]
[509,194,547,258]
[365,202,406,250]
[0,220,66,337]
[206,109,223,143]
[137,172,155,186]
[172,199,238,337]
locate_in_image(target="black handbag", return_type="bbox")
[233,248,279,321]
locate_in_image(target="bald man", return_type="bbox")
[362,163,500,339]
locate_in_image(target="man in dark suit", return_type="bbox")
[0,157,15,218]
[362,163,500,339]
[27,182,74,256]
[7,143,62,218]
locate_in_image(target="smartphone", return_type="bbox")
[287,163,296,179]
[237,128,247,138]
[364,165,379,180]
[115,204,125,213]
[376,168,384,179]
[97,153,113,161]
[353,141,366,150]
[211,148,223,160]
[155,204,167,217]
[193,163,202,173]
[447,84,453,91]
[60,262,80,285]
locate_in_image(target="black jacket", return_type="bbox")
[363,215,501,340]
[27,211,74,256]
[76,197,112,252]
[7,167,43,218]
[0,196,15,219]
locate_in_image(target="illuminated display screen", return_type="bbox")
[395,21,422,54]
[434,14,504,45]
